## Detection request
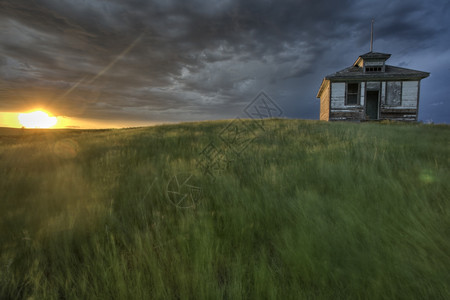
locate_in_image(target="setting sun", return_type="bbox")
[18,110,58,128]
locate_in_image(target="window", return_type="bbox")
[386,81,402,106]
[365,66,382,72]
[346,83,359,105]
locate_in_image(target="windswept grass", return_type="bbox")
[0,120,449,299]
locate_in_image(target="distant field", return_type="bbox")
[0,119,449,299]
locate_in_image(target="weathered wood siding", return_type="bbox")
[319,80,330,121]
[379,109,417,121]
[379,80,419,121]
[366,81,380,91]
[360,82,365,106]
[331,82,346,108]
[401,81,419,108]
[330,82,364,121]
[330,108,364,121]
[327,80,419,122]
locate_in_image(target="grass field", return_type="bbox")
[0,119,449,299]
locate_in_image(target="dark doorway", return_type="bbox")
[366,91,379,120]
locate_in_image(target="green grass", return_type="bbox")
[0,119,449,299]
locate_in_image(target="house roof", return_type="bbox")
[359,51,391,59]
[317,65,430,98]
[324,65,430,81]
[316,51,430,98]
[353,51,391,66]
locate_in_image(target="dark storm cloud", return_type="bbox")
[1,0,449,124]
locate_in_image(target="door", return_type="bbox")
[366,91,379,120]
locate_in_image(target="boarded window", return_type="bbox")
[346,83,359,105]
[386,81,402,106]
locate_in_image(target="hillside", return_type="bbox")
[0,119,449,299]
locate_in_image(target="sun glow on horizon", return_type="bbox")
[18,110,58,128]
[0,111,159,129]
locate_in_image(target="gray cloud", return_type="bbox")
[0,0,449,125]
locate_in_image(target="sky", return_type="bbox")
[1,0,449,128]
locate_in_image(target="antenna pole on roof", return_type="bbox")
[370,19,374,52]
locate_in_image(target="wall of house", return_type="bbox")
[360,82,366,106]
[327,80,420,121]
[329,82,364,121]
[319,80,330,121]
[401,81,419,108]
[380,80,419,121]
[330,82,345,108]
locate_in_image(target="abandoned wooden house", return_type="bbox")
[316,51,429,121]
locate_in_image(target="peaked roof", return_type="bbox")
[325,64,430,81]
[316,50,430,98]
[353,51,391,66]
[359,51,391,60]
